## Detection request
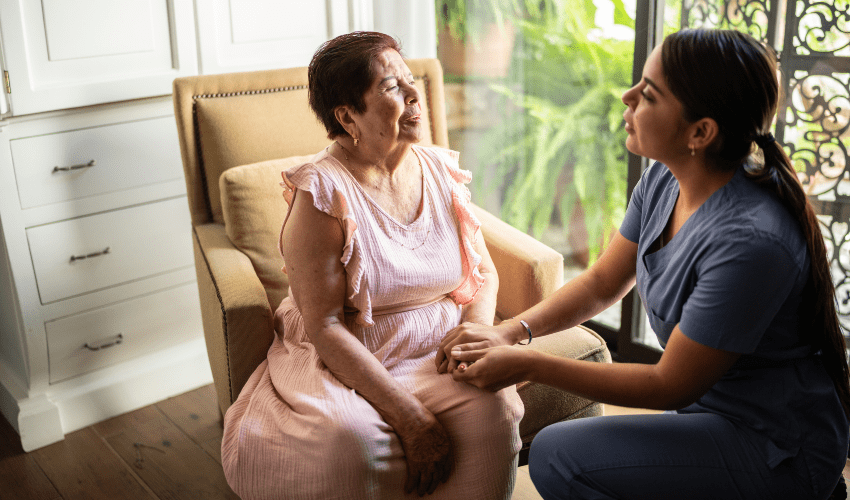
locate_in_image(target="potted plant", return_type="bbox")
[435,0,524,77]
[471,0,635,265]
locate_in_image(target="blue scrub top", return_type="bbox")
[620,162,848,489]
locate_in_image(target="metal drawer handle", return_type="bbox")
[53,160,96,173]
[70,246,110,263]
[83,333,123,351]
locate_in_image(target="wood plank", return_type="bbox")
[155,384,224,463]
[0,415,61,500]
[31,427,154,500]
[602,404,663,416]
[93,404,238,500]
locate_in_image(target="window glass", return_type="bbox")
[435,0,637,331]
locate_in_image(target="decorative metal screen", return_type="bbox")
[679,0,850,336]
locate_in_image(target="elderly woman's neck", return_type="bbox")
[334,139,415,179]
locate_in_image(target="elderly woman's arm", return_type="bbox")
[459,234,498,325]
[283,190,452,497]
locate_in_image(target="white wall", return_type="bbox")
[372,0,437,59]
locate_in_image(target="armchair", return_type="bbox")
[172,58,611,465]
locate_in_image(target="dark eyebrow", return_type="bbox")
[644,77,664,95]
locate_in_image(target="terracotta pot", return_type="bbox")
[438,21,516,78]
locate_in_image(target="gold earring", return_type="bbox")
[690,145,695,156]
[353,137,359,146]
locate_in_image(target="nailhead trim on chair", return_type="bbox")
[192,226,234,403]
[421,76,436,144]
[193,85,308,100]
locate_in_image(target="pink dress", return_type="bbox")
[221,145,524,500]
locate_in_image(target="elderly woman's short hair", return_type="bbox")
[308,31,403,139]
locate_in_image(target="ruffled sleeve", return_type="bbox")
[279,162,374,326]
[430,148,485,306]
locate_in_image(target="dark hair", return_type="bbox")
[662,28,850,417]
[307,31,403,139]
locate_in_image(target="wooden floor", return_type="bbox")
[0,383,236,500]
[0,386,847,500]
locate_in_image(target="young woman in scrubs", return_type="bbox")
[437,28,850,500]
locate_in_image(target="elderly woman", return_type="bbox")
[220,32,523,499]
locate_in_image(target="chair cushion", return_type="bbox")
[196,86,332,224]
[219,155,313,309]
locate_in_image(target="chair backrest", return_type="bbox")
[172,59,449,227]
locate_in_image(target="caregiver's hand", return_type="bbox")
[450,345,532,392]
[436,322,515,374]
[397,410,453,496]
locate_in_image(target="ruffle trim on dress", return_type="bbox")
[279,163,374,326]
[428,147,485,306]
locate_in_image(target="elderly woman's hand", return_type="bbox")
[436,322,515,374]
[396,410,453,496]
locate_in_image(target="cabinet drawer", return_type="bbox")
[27,197,193,304]
[11,116,182,209]
[46,282,202,384]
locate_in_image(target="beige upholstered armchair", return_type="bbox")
[172,58,611,464]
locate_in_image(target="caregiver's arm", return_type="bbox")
[450,230,740,409]
[452,326,740,410]
[283,190,451,496]
[502,231,640,342]
[439,231,640,368]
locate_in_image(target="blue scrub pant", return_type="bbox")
[528,412,825,500]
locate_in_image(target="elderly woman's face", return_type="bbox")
[354,49,422,148]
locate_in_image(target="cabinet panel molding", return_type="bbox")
[42,0,156,61]
[26,197,193,304]
[46,282,201,383]
[195,0,328,74]
[12,116,183,209]
[0,0,198,115]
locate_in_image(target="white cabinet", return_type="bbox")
[195,0,351,74]
[0,0,198,115]
[0,100,212,452]
[0,0,432,452]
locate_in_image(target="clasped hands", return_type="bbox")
[435,321,530,392]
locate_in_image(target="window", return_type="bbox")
[435,0,637,348]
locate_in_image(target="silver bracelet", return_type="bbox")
[516,319,532,345]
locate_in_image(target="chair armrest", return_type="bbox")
[472,205,564,319]
[192,223,275,415]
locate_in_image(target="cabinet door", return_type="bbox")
[0,0,198,115]
[194,0,372,75]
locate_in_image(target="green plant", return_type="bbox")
[472,0,635,264]
[436,0,524,43]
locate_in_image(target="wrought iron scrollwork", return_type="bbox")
[680,0,771,42]
[678,0,850,334]
[787,72,850,196]
[792,0,850,55]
